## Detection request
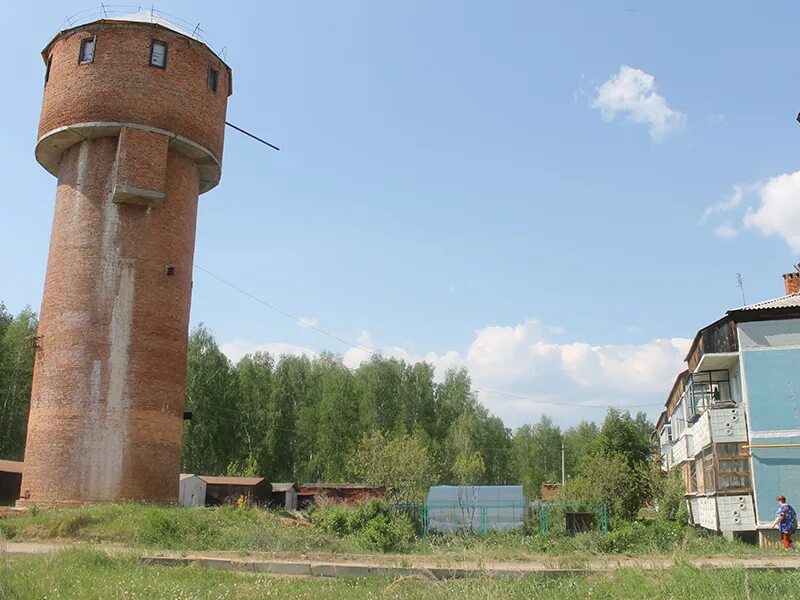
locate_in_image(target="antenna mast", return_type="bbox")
[737,273,747,306]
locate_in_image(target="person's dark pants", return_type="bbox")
[782,532,793,550]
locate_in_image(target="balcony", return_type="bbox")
[686,370,735,421]
[687,318,738,372]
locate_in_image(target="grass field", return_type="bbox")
[0,503,774,560]
[0,548,795,600]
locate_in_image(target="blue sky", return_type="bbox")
[2,2,799,428]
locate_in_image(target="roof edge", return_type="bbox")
[41,17,231,73]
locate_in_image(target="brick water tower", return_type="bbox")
[19,12,232,506]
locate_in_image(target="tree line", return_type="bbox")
[0,304,660,514]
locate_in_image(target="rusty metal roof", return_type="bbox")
[300,483,384,490]
[198,476,266,486]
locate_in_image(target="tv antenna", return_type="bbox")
[737,273,747,306]
[225,121,280,151]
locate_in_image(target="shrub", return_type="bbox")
[310,500,415,552]
[360,512,415,552]
[652,468,689,523]
[311,504,353,537]
[561,453,651,520]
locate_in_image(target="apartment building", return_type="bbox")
[656,269,800,544]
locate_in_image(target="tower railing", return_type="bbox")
[60,5,227,59]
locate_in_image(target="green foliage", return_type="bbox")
[0,304,37,460]
[178,325,520,486]
[562,453,651,520]
[512,416,563,497]
[310,499,415,552]
[557,409,655,519]
[563,420,599,473]
[182,325,239,475]
[452,450,486,484]
[591,408,653,467]
[651,466,690,523]
[0,503,360,554]
[226,452,259,477]
[347,430,439,503]
[0,503,771,561]
[359,510,415,552]
[0,300,665,523]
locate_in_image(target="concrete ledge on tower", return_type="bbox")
[36,122,222,193]
[112,185,166,206]
[112,127,168,206]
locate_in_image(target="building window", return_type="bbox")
[208,65,219,93]
[659,423,673,445]
[79,36,96,64]
[686,461,698,494]
[701,447,716,493]
[672,399,686,438]
[45,56,52,84]
[149,40,168,68]
[716,442,752,491]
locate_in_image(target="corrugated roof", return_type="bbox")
[0,460,24,474]
[730,293,800,312]
[199,476,266,486]
[300,483,383,490]
[271,483,298,492]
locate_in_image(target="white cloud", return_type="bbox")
[592,65,686,141]
[744,170,800,252]
[297,316,319,329]
[341,330,462,374]
[221,320,691,427]
[342,330,378,369]
[462,319,688,393]
[714,223,738,238]
[704,186,743,221]
[556,338,691,392]
[464,319,561,383]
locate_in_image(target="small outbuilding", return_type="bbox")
[0,460,23,505]
[199,476,272,506]
[426,485,526,534]
[179,474,207,507]
[271,483,298,510]
[297,483,385,509]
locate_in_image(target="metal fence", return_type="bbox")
[530,502,609,535]
[392,501,608,536]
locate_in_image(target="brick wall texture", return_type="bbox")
[114,126,170,200]
[39,21,230,161]
[785,273,800,296]
[20,20,230,506]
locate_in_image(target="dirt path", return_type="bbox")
[4,541,800,579]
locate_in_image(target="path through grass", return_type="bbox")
[0,548,795,600]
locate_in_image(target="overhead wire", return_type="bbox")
[192,264,665,413]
